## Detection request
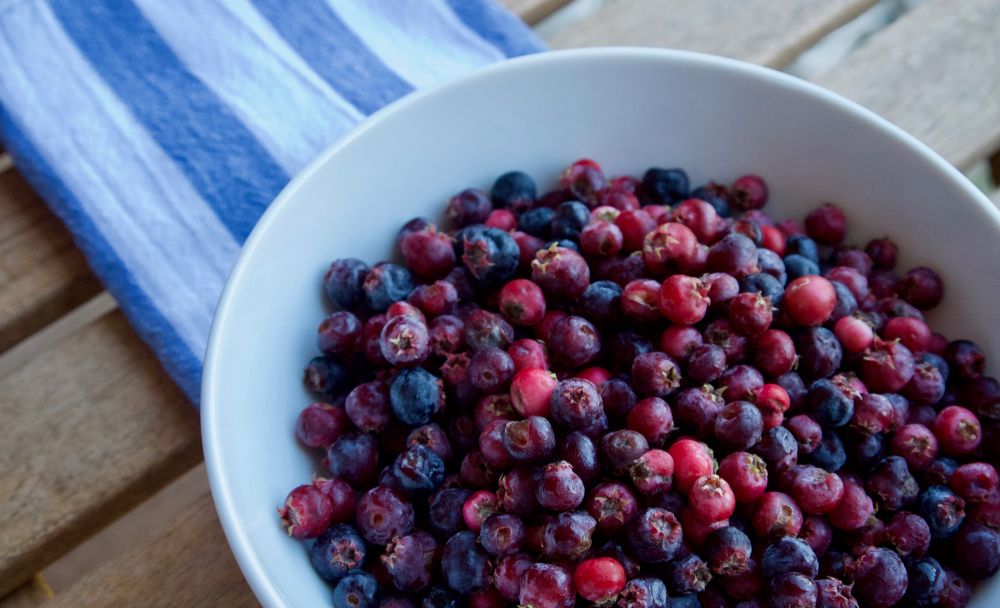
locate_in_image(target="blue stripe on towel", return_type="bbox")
[48,0,289,241]
[0,103,204,403]
[250,0,415,114]
[444,0,546,58]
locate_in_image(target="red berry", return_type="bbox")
[728,292,773,336]
[621,279,665,325]
[520,563,574,608]
[883,316,931,354]
[790,466,844,514]
[718,451,769,503]
[828,479,874,531]
[950,462,999,502]
[485,208,517,231]
[689,474,736,522]
[784,275,836,326]
[629,449,675,495]
[462,490,500,532]
[279,484,334,539]
[760,224,786,255]
[498,279,546,326]
[400,226,456,279]
[804,202,847,245]
[626,397,674,447]
[891,423,939,470]
[580,221,624,257]
[658,274,710,325]
[668,438,715,494]
[510,369,556,416]
[731,175,768,210]
[933,405,982,456]
[752,492,803,541]
[643,222,698,275]
[834,315,874,352]
[615,208,657,253]
[508,338,548,372]
[573,557,626,602]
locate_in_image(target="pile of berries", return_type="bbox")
[280,159,1000,608]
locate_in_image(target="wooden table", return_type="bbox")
[2,0,999,605]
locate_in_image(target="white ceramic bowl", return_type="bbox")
[203,48,1000,607]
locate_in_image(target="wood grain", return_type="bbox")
[501,0,573,25]
[0,578,52,608]
[40,492,256,608]
[547,0,878,68]
[818,0,1000,170]
[0,311,200,597]
[0,171,101,352]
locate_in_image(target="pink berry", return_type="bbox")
[498,279,546,326]
[658,274,710,325]
[883,316,931,354]
[643,222,699,275]
[668,438,715,494]
[400,226,456,279]
[626,397,674,447]
[950,462,999,502]
[621,279,664,325]
[718,452,769,503]
[933,405,983,456]
[510,368,557,417]
[485,208,516,231]
[689,474,736,522]
[752,492,803,541]
[508,338,548,372]
[731,175,768,210]
[658,325,704,360]
[576,366,612,386]
[828,479,874,531]
[891,423,939,470]
[804,202,847,245]
[573,557,627,602]
[462,490,499,532]
[790,466,844,514]
[760,224,786,255]
[580,221,624,257]
[279,484,334,539]
[520,563,574,608]
[784,275,836,326]
[834,315,874,353]
[295,402,350,448]
[615,209,657,253]
[753,329,797,377]
[672,198,721,243]
[860,338,916,392]
[629,449,675,495]
[728,292,773,336]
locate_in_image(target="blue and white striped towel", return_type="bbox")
[0,0,544,403]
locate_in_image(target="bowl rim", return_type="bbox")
[201,46,999,608]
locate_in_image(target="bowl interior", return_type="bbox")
[203,48,1000,607]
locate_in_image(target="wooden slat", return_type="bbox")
[548,0,878,68]
[0,311,200,597]
[502,0,573,25]
[0,578,52,608]
[40,492,256,608]
[817,0,1000,170]
[0,170,101,353]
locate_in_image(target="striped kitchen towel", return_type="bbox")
[0,0,545,403]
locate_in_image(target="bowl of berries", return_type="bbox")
[202,48,1000,608]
